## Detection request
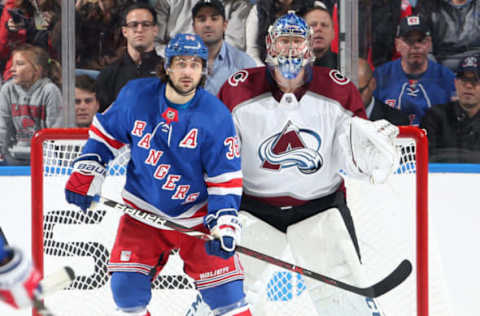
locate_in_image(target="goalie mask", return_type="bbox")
[266,11,313,79]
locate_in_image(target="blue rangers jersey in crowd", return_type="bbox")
[373,59,455,125]
[82,77,242,228]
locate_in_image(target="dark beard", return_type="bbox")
[133,45,147,53]
[167,78,196,97]
[407,60,424,73]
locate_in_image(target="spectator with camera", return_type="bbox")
[75,0,125,71]
[0,0,60,81]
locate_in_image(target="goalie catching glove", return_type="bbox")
[349,117,400,184]
[204,210,242,259]
[65,154,107,211]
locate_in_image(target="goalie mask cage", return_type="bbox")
[31,127,437,316]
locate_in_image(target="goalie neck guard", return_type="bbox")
[265,11,314,79]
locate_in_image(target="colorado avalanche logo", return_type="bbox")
[259,121,323,174]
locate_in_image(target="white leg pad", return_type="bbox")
[286,208,383,315]
[237,211,288,315]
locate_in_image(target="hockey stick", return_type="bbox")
[95,196,412,298]
[33,266,76,316]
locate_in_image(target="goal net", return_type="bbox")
[30,127,447,316]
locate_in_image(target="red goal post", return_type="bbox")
[30,126,429,316]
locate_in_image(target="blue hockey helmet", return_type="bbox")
[266,11,313,79]
[165,33,209,68]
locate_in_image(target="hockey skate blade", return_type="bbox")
[40,266,76,295]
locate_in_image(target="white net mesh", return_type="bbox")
[33,132,444,316]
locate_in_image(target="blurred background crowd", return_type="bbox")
[0,0,479,165]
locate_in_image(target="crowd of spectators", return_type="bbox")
[0,0,479,165]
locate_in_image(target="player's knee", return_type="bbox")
[110,272,151,310]
[199,280,251,315]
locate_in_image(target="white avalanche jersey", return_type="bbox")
[218,66,367,204]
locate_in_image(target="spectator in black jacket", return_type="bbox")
[420,55,480,163]
[358,58,409,126]
[95,2,164,112]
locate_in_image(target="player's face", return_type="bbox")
[396,31,431,70]
[122,9,158,53]
[75,88,100,127]
[193,6,227,46]
[304,9,334,56]
[455,72,480,111]
[274,36,307,58]
[10,52,40,89]
[168,56,204,95]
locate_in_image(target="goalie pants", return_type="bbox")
[240,191,361,260]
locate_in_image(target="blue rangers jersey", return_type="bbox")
[373,59,455,125]
[82,78,242,228]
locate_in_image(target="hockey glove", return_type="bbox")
[204,210,241,260]
[350,117,400,184]
[65,154,106,211]
[0,247,42,309]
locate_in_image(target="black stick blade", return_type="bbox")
[364,259,413,298]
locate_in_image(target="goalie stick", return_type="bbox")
[94,196,412,298]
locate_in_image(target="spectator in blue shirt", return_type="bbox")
[373,15,456,125]
[192,0,256,95]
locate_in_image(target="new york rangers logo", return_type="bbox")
[259,121,323,174]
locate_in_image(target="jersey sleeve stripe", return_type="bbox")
[204,170,242,183]
[205,178,242,188]
[207,186,242,196]
[89,120,125,150]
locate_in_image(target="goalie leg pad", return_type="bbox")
[237,211,288,314]
[287,209,382,315]
[110,272,151,311]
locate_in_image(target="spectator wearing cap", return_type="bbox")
[154,0,253,56]
[95,3,164,113]
[425,0,480,72]
[373,15,456,125]
[358,58,409,126]
[303,1,337,69]
[192,0,256,95]
[420,55,480,163]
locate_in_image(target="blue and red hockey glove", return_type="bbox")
[204,210,242,259]
[65,154,106,211]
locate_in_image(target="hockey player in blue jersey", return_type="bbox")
[65,33,252,316]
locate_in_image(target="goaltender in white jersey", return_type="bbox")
[187,11,399,316]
